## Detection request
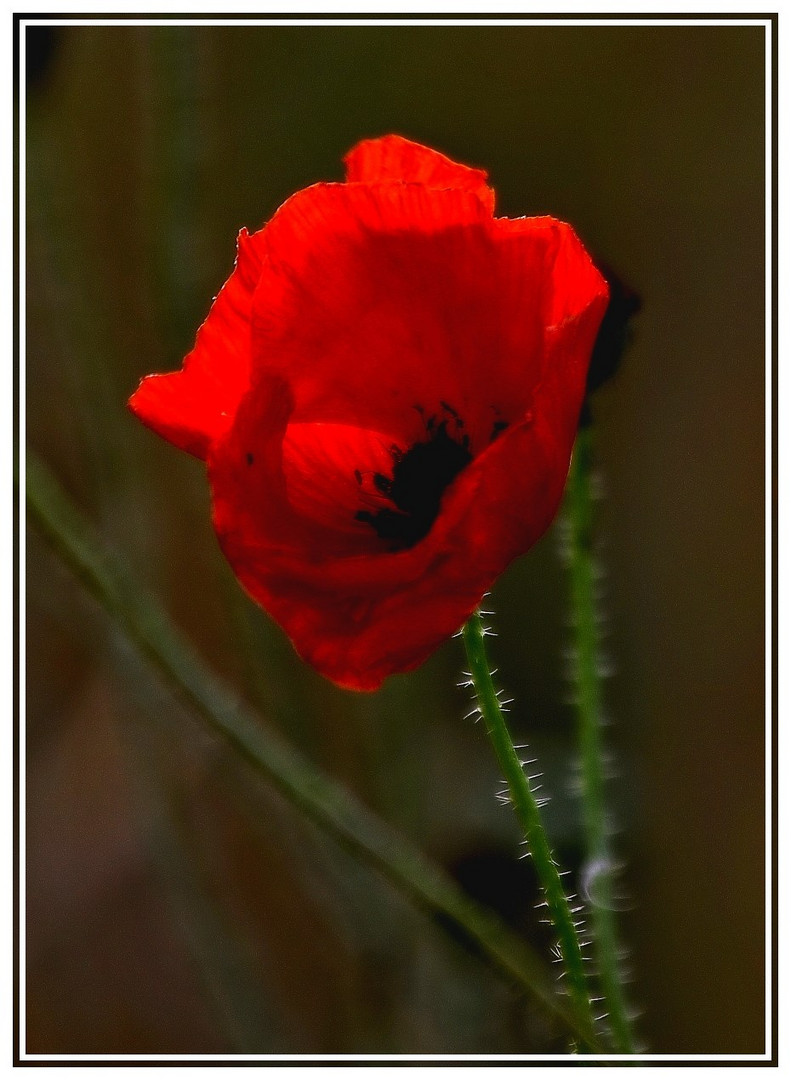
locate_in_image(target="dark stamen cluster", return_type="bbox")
[356,412,473,548]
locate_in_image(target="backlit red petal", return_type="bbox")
[251,182,554,450]
[209,412,568,691]
[344,134,495,212]
[133,136,609,689]
[129,228,267,459]
[208,235,606,689]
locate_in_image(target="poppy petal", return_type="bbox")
[208,225,607,689]
[209,407,573,691]
[282,423,405,539]
[251,182,559,451]
[344,134,495,212]
[133,137,609,689]
[129,228,267,459]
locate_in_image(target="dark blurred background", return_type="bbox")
[25,21,767,1056]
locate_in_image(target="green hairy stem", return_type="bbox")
[462,611,597,1051]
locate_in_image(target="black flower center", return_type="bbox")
[356,419,472,549]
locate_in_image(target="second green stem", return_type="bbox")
[566,427,636,1054]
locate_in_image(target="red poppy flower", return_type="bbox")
[130,136,608,690]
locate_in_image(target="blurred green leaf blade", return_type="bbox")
[25,447,601,1049]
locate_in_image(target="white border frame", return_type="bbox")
[13,11,776,1069]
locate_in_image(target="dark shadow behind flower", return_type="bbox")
[578,264,642,429]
